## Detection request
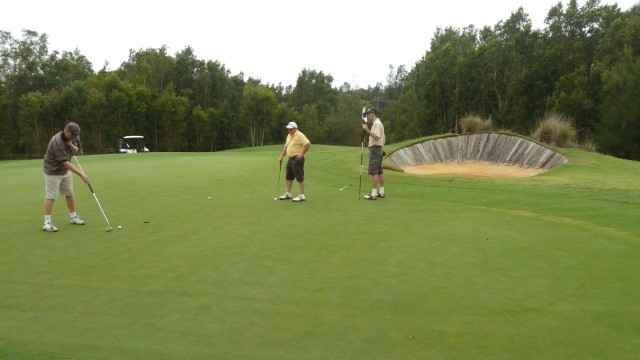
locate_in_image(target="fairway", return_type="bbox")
[1,143,639,359]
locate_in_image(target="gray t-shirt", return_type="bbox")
[43,131,71,175]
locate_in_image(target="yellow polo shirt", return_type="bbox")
[285,130,310,157]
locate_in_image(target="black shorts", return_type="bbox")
[286,157,305,182]
[368,146,384,175]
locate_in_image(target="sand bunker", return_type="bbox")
[403,161,545,178]
[387,134,567,178]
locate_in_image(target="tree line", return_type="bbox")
[1,0,638,159]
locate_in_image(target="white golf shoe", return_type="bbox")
[70,217,85,225]
[292,195,306,202]
[43,223,59,232]
[278,193,292,200]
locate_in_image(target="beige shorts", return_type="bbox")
[45,171,74,199]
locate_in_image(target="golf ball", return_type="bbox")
[118,225,122,229]
[208,196,211,200]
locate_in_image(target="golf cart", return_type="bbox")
[116,135,149,153]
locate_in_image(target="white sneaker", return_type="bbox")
[292,195,306,202]
[43,223,59,232]
[70,217,85,225]
[278,193,292,200]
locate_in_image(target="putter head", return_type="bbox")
[106,227,113,232]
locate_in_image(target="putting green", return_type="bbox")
[1,144,639,359]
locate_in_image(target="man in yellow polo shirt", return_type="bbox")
[278,122,311,202]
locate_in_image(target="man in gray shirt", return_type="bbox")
[42,122,89,232]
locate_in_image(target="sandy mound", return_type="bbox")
[403,161,545,178]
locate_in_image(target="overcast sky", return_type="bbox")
[2,0,637,88]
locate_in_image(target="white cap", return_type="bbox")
[286,122,298,129]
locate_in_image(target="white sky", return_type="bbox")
[2,0,638,88]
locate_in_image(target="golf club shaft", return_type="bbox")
[73,154,86,175]
[275,162,282,198]
[74,154,111,229]
[91,192,111,228]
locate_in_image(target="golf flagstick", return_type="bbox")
[358,105,367,199]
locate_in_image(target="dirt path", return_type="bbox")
[402,161,545,178]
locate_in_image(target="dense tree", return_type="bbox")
[118,46,176,94]
[542,0,623,136]
[0,86,10,154]
[0,30,49,97]
[59,80,89,124]
[324,89,368,146]
[152,85,189,151]
[598,51,640,159]
[240,86,278,147]
[191,105,223,152]
[384,86,422,143]
[17,91,47,154]
[288,69,338,143]
[1,30,51,154]
[1,1,639,159]
[44,49,93,91]
[411,26,478,134]
[271,103,299,145]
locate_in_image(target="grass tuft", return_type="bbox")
[531,113,577,147]
[459,114,493,134]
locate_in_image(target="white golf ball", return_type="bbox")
[118,225,122,229]
[208,196,211,200]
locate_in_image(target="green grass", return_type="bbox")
[1,144,639,359]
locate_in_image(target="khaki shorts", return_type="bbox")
[45,171,74,199]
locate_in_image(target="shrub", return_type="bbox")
[459,114,492,134]
[531,113,577,147]
[577,137,598,152]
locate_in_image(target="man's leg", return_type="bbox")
[43,198,58,231]
[281,159,294,199]
[292,159,306,201]
[292,180,306,202]
[65,195,76,213]
[66,195,85,224]
[44,198,55,216]
[43,173,61,231]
